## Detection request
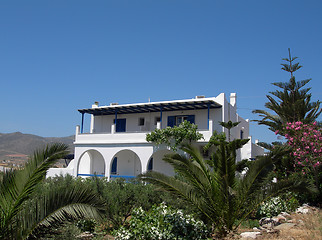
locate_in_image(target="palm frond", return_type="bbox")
[9,143,69,224]
[21,184,106,239]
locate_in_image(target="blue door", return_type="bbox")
[115,118,126,132]
[148,158,153,171]
[111,157,117,174]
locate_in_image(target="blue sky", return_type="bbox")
[0,0,321,143]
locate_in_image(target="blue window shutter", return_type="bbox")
[168,116,175,127]
[187,115,195,124]
[148,158,153,171]
[111,157,117,174]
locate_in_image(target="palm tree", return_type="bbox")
[139,138,315,236]
[253,49,321,133]
[0,143,106,240]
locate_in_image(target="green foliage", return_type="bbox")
[0,143,106,240]
[146,120,204,151]
[236,159,253,173]
[239,219,260,229]
[253,49,321,133]
[219,120,240,141]
[76,219,96,233]
[38,175,198,237]
[113,203,209,240]
[40,222,82,240]
[139,134,316,236]
[289,169,322,206]
[86,178,167,230]
[257,192,299,218]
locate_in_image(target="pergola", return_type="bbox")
[78,98,222,133]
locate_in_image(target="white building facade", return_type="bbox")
[47,93,264,179]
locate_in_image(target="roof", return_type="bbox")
[78,97,222,116]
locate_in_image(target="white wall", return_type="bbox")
[150,148,175,176]
[91,108,218,134]
[73,144,154,179]
[46,168,74,178]
[71,92,263,178]
[112,150,141,176]
[251,143,265,158]
[91,150,105,175]
[78,151,91,175]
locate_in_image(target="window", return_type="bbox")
[167,115,195,127]
[154,117,161,125]
[176,116,188,126]
[138,117,145,126]
[240,130,244,139]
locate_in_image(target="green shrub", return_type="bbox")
[113,203,209,240]
[257,192,299,218]
[40,223,81,240]
[239,219,260,229]
[76,219,96,233]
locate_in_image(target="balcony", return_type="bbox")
[74,125,213,145]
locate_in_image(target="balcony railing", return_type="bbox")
[75,120,214,145]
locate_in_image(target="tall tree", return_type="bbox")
[0,143,106,240]
[219,120,240,142]
[253,49,321,133]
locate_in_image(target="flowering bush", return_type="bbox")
[258,193,299,218]
[113,203,209,240]
[279,121,322,173]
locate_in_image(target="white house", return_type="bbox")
[47,93,264,180]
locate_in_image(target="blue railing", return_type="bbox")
[77,173,137,182]
[110,175,136,182]
[77,173,105,177]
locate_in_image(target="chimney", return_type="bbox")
[195,95,205,99]
[230,93,236,107]
[92,101,99,108]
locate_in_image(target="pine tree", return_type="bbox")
[253,49,321,133]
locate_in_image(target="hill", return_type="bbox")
[0,132,74,166]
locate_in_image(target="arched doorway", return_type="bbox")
[110,150,142,181]
[77,150,105,177]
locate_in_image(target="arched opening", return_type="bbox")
[77,150,105,177]
[147,149,175,176]
[110,150,142,181]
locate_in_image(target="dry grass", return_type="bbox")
[241,209,322,240]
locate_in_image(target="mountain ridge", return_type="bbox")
[0,132,75,162]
